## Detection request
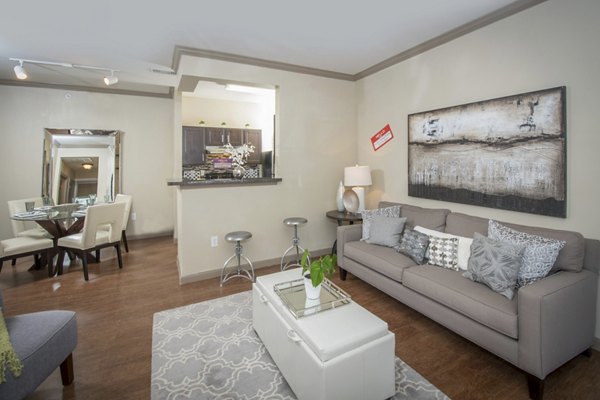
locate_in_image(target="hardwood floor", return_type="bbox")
[1,236,598,400]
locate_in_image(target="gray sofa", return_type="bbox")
[337,201,599,400]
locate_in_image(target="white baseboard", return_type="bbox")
[129,230,174,241]
[179,247,331,285]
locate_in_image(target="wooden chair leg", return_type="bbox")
[527,374,544,400]
[34,254,41,269]
[81,251,89,281]
[95,249,100,262]
[56,250,65,275]
[0,260,3,273]
[122,230,129,253]
[115,243,123,269]
[11,258,16,266]
[59,353,74,385]
[47,248,55,277]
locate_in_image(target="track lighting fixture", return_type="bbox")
[9,58,119,86]
[103,70,118,86]
[13,60,27,80]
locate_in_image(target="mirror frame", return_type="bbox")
[42,128,122,203]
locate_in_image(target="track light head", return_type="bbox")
[103,71,118,86]
[13,60,27,80]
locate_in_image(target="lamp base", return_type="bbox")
[352,187,366,213]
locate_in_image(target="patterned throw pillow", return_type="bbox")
[394,228,430,264]
[365,215,407,248]
[463,233,525,300]
[415,225,473,271]
[427,237,459,270]
[488,220,566,287]
[360,205,401,241]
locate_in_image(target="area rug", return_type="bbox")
[152,291,449,400]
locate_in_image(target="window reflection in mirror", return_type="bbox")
[42,129,121,204]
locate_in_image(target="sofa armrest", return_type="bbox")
[336,224,362,269]
[518,269,598,378]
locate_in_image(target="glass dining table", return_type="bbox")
[11,204,88,274]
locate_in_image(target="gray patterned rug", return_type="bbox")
[152,291,449,400]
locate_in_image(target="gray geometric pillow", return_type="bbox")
[463,233,525,300]
[365,215,407,247]
[394,228,430,264]
[488,220,566,287]
[360,205,401,241]
[427,237,459,270]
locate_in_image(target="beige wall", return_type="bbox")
[175,56,357,280]
[0,86,175,240]
[356,0,600,337]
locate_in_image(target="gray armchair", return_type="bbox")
[0,291,77,400]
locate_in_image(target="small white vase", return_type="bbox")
[303,274,322,300]
[336,180,345,212]
[232,165,245,179]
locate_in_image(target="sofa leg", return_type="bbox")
[526,374,544,400]
[339,267,347,281]
[60,353,74,385]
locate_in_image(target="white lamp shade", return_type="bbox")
[344,165,372,187]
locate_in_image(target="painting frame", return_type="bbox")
[407,86,566,217]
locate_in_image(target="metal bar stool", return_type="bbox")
[220,231,254,287]
[280,217,308,271]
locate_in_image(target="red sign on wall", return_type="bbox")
[371,124,394,151]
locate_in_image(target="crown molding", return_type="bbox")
[172,46,355,82]
[172,0,546,83]
[0,79,174,99]
[354,0,547,79]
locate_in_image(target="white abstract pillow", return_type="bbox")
[414,225,473,271]
[360,205,401,241]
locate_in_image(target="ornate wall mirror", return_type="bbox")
[42,129,122,204]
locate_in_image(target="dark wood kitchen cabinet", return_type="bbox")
[206,127,243,146]
[182,126,206,165]
[244,129,262,164]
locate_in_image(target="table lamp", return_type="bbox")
[344,165,372,212]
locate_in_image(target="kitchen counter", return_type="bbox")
[167,177,282,188]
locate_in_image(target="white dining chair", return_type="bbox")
[0,236,55,276]
[56,202,126,281]
[7,198,51,239]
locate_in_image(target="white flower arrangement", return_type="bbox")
[223,143,255,167]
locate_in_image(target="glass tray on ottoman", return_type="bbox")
[273,278,351,319]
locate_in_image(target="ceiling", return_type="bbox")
[0,0,542,97]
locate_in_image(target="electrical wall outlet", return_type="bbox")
[210,236,218,247]
[131,212,137,221]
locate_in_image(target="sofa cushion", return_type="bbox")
[365,215,407,248]
[415,226,473,271]
[344,241,416,283]
[403,265,519,339]
[446,212,585,272]
[379,202,450,231]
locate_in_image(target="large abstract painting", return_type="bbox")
[408,87,566,217]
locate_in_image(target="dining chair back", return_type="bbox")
[80,202,126,250]
[7,197,44,237]
[114,194,133,252]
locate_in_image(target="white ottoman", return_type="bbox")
[253,269,395,400]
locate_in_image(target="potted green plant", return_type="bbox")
[300,249,337,299]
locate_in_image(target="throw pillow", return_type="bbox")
[414,226,473,271]
[394,228,430,264]
[488,220,566,287]
[463,233,525,300]
[360,205,401,241]
[427,236,459,270]
[365,215,407,248]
